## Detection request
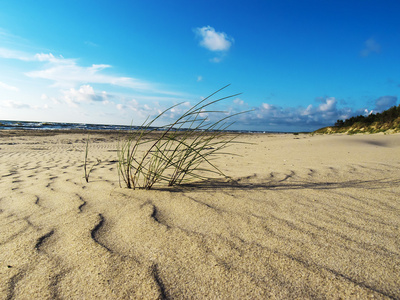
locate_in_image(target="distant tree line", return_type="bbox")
[334,105,400,127]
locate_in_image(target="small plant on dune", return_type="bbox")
[117,85,248,189]
[84,134,101,183]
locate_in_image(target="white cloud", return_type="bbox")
[35,53,58,62]
[113,97,199,126]
[197,75,203,82]
[41,93,61,105]
[262,103,274,110]
[227,96,360,131]
[1,99,31,109]
[0,41,191,125]
[62,85,108,107]
[0,81,19,91]
[318,97,336,112]
[116,99,164,119]
[26,55,152,90]
[0,47,34,61]
[1,47,186,103]
[301,104,313,116]
[34,53,71,63]
[361,38,381,57]
[195,26,233,52]
[233,98,244,105]
[0,99,48,110]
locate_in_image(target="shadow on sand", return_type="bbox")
[158,176,400,193]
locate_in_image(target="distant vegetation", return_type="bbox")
[314,104,400,134]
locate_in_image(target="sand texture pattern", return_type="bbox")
[0,132,399,299]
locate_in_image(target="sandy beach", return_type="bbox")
[0,131,399,299]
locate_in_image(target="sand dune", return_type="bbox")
[1,132,399,299]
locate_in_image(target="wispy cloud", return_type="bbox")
[360,38,381,57]
[0,47,173,94]
[0,99,48,110]
[0,45,190,125]
[0,99,31,109]
[84,41,99,47]
[25,53,153,90]
[0,28,31,49]
[0,47,35,61]
[210,56,223,63]
[0,81,19,91]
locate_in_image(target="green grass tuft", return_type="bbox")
[117,85,249,189]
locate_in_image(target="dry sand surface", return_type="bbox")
[0,131,399,299]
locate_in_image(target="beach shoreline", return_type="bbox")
[1,131,399,298]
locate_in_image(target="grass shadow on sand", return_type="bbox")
[155,175,400,193]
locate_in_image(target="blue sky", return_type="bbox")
[0,0,399,132]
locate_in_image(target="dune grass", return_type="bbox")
[83,134,101,183]
[117,85,247,189]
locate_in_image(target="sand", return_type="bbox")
[0,131,399,299]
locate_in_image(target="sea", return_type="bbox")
[0,120,134,131]
[0,120,277,134]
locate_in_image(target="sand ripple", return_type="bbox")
[0,133,399,299]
